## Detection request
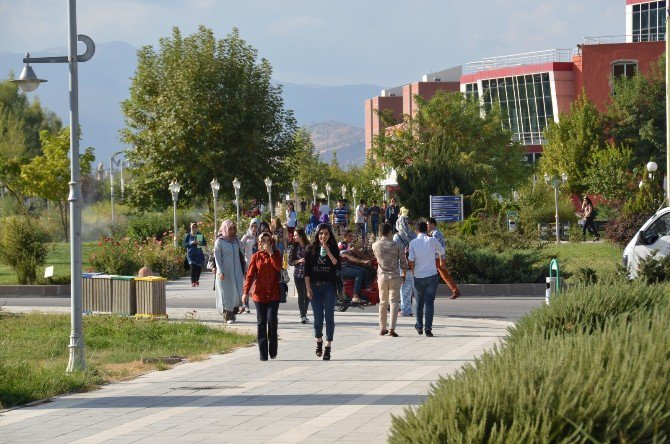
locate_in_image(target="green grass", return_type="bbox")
[0,313,255,409]
[544,242,623,281]
[0,242,95,285]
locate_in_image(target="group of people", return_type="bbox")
[181,198,461,362]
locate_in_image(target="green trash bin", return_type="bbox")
[111,276,136,315]
[135,276,167,317]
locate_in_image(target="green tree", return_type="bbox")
[584,143,634,202]
[121,26,297,209]
[21,128,95,241]
[540,93,605,194]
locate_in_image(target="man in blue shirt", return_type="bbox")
[333,199,349,238]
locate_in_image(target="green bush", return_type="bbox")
[637,253,670,284]
[390,306,670,443]
[136,239,186,280]
[124,211,192,242]
[0,215,50,284]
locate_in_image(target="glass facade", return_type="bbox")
[465,82,479,101]
[632,1,666,42]
[481,73,554,145]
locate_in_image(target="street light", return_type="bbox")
[544,172,568,243]
[232,177,241,227]
[325,183,332,208]
[352,187,357,206]
[169,179,181,247]
[292,179,299,209]
[211,178,220,239]
[109,151,124,228]
[11,1,96,373]
[341,184,347,200]
[264,177,273,218]
[311,182,318,206]
[647,161,658,179]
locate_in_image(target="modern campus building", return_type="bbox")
[365,0,666,165]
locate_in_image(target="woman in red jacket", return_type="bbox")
[243,231,283,361]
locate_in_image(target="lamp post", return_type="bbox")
[352,187,357,206]
[109,151,123,227]
[96,162,105,181]
[11,0,95,373]
[325,183,332,208]
[311,182,318,206]
[211,178,220,239]
[341,184,347,200]
[169,179,181,247]
[544,172,568,244]
[232,177,241,227]
[264,177,273,219]
[292,179,299,209]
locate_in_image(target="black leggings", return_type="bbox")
[295,277,309,317]
[190,264,202,283]
[583,218,599,237]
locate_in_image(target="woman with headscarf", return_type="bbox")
[393,207,416,317]
[239,219,259,313]
[214,219,245,324]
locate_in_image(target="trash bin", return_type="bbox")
[135,276,167,317]
[92,274,113,313]
[111,275,136,315]
[82,272,104,313]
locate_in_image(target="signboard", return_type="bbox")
[429,195,463,222]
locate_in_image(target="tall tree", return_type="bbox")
[121,26,297,209]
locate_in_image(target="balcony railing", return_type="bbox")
[582,34,666,45]
[464,49,575,75]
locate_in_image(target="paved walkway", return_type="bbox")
[0,279,511,443]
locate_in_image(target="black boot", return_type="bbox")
[323,346,331,361]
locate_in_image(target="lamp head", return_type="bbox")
[311,182,318,192]
[352,187,357,194]
[292,179,299,190]
[232,177,241,191]
[168,179,181,194]
[544,173,550,184]
[11,58,47,93]
[341,184,346,193]
[210,178,220,192]
[647,161,658,173]
[264,177,273,188]
[561,172,568,183]
[325,183,331,192]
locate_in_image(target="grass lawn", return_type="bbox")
[0,313,255,409]
[0,242,96,285]
[544,241,624,280]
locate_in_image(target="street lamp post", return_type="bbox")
[292,179,299,209]
[311,182,318,206]
[352,187,357,206]
[544,172,568,243]
[264,178,273,219]
[12,0,96,373]
[341,184,347,201]
[169,180,181,247]
[211,178,220,239]
[232,177,241,227]
[325,183,332,208]
[109,151,123,227]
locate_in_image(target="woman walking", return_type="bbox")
[286,202,298,243]
[394,208,416,317]
[243,231,283,361]
[289,228,310,324]
[305,223,341,360]
[214,220,245,324]
[183,222,206,287]
[271,217,288,257]
[581,196,600,241]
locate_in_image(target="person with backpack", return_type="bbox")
[581,196,600,241]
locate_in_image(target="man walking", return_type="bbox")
[385,197,400,230]
[428,218,460,299]
[372,223,407,337]
[333,199,349,238]
[408,221,445,337]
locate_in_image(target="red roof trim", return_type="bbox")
[460,62,574,84]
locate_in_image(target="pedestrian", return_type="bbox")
[394,208,416,317]
[183,222,206,287]
[339,229,370,304]
[355,199,367,244]
[271,217,288,257]
[214,220,246,324]
[305,223,341,360]
[333,199,349,238]
[286,202,298,243]
[300,200,307,213]
[372,222,408,337]
[385,197,400,230]
[409,221,445,337]
[319,198,331,223]
[581,196,600,241]
[368,200,381,238]
[243,231,283,361]
[306,214,319,236]
[428,218,460,299]
[289,228,310,324]
[240,219,258,267]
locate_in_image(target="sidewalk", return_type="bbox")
[0,291,510,443]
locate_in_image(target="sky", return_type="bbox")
[0,0,623,88]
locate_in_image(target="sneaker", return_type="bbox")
[304,317,310,323]
[301,317,307,324]
[351,296,362,303]
[226,319,235,324]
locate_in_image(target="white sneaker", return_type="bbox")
[300,317,306,324]
[226,319,235,324]
[304,317,310,323]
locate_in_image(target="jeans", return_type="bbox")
[400,272,414,315]
[583,218,599,237]
[340,264,367,296]
[254,300,279,360]
[371,219,379,237]
[190,264,202,283]
[414,274,439,332]
[310,281,336,341]
[295,276,309,317]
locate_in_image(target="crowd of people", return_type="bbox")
[187,197,460,362]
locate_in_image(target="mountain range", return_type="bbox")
[0,41,381,167]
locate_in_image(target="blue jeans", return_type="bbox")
[400,272,414,316]
[371,219,379,236]
[414,274,439,331]
[310,281,337,341]
[340,264,367,296]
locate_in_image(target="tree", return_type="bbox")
[539,93,605,195]
[121,26,297,209]
[584,143,634,202]
[21,128,95,240]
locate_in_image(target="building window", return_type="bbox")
[465,83,479,101]
[632,1,666,42]
[481,73,554,146]
[612,61,638,79]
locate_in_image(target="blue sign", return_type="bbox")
[430,195,463,222]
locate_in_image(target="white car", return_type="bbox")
[623,207,670,279]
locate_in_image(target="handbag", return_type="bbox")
[279,271,288,303]
[206,252,215,270]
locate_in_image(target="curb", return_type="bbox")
[0,285,71,298]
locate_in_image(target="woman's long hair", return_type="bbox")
[583,196,594,207]
[306,223,339,258]
[293,228,309,246]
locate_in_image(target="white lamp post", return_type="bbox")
[352,187,357,206]
[11,0,96,373]
[169,179,181,247]
[544,172,568,243]
[325,183,332,208]
[232,177,241,227]
[211,178,220,239]
[341,184,347,200]
[311,182,318,205]
[109,151,123,228]
[264,177,273,218]
[292,179,299,209]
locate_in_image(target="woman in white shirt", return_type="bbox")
[286,202,298,243]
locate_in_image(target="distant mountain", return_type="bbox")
[0,41,381,166]
[305,121,366,167]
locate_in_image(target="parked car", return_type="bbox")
[623,207,670,278]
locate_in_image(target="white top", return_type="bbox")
[286,210,297,228]
[408,233,445,279]
[319,204,331,219]
[355,205,365,224]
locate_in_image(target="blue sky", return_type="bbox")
[0,0,622,87]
